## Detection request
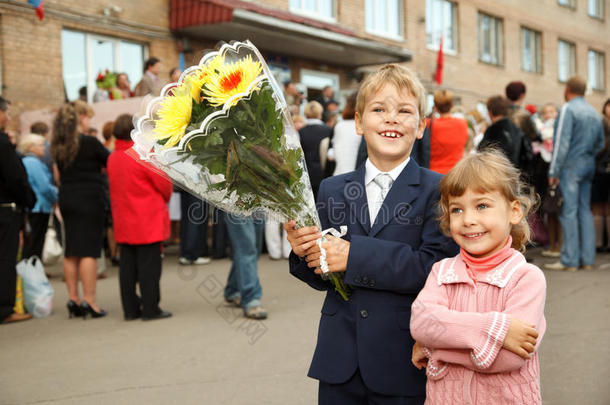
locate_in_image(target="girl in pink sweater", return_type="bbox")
[410,151,546,404]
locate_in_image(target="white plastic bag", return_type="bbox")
[42,227,63,265]
[16,256,54,317]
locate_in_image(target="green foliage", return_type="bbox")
[154,78,350,300]
[171,81,307,216]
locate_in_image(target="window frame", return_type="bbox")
[587,0,604,19]
[588,49,605,91]
[289,0,337,23]
[557,39,576,83]
[61,29,148,103]
[426,0,458,54]
[520,27,542,74]
[365,0,404,41]
[477,12,504,67]
[558,0,576,9]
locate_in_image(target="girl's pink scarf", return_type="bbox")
[460,236,513,281]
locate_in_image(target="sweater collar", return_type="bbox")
[460,236,513,272]
[437,237,527,288]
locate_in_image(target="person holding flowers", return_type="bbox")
[285,64,457,404]
[132,43,325,318]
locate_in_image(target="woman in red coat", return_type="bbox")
[428,89,469,174]
[107,114,173,321]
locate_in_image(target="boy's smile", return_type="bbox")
[355,83,425,172]
[448,188,522,258]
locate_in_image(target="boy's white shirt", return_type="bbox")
[364,157,410,223]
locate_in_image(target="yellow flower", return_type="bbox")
[202,55,262,107]
[183,55,225,103]
[154,86,192,149]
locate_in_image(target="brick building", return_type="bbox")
[0,0,608,131]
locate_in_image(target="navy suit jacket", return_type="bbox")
[289,159,458,397]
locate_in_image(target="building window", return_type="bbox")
[588,50,605,90]
[521,27,542,73]
[588,0,604,18]
[365,0,403,39]
[558,0,575,8]
[61,30,147,102]
[426,0,458,52]
[557,40,576,82]
[478,13,503,65]
[289,0,336,21]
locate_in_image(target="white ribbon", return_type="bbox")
[317,226,348,274]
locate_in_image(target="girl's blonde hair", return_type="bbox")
[438,150,536,252]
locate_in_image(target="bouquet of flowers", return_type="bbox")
[96,70,117,89]
[96,70,128,100]
[131,41,350,300]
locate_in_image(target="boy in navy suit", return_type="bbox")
[285,64,458,404]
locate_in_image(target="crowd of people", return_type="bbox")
[0,50,609,404]
[0,58,608,337]
[293,77,609,273]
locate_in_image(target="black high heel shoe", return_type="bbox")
[80,301,107,319]
[67,300,82,318]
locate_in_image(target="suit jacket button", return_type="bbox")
[360,309,368,318]
[362,276,369,284]
[369,280,376,287]
[355,276,362,283]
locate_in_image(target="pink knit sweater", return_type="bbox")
[410,239,547,404]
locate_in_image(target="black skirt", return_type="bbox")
[59,185,105,258]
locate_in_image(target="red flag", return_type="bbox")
[28,0,44,21]
[434,36,444,85]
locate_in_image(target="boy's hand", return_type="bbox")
[284,220,321,258]
[306,235,350,273]
[502,318,538,360]
[412,342,428,370]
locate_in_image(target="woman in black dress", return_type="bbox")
[51,101,109,318]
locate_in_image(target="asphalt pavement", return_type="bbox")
[1,246,609,405]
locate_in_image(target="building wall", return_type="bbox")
[404,0,610,110]
[0,0,178,131]
[1,0,608,132]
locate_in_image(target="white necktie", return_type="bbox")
[372,173,393,223]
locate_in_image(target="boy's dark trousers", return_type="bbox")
[319,369,425,405]
[119,243,162,318]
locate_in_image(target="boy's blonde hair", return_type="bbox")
[438,150,536,252]
[18,133,45,155]
[355,64,427,120]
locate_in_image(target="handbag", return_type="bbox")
[42,215,63,265]
[16,256,54,318]
[542,185,563,215]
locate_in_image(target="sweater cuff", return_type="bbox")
[425,348,449,380]
[470,312,510,369]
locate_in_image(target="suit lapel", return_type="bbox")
[343,165,370,233]
[369,159,421,238]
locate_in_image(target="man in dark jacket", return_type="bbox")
[478,95,524,167]
[0,96,36,324]
[505,81,539,142]
[299,101,332,200]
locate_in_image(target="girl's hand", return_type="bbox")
[502,318,539,360]
[284,220,321,258]
[412,342,429,370]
